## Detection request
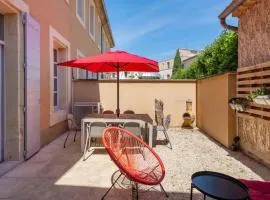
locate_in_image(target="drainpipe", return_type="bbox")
[218,0,246,32]
[22,12,27,160]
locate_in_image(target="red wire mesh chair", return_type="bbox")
[101,127,168,200]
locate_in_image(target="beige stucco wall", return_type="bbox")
[73,80,197,127]
[238,0,270,68]
[197,73,236,147]
[23,0,111,146]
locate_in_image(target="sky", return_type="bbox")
[105,0,237,61]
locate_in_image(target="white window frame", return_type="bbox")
[0,41,4,163]
[53,49,60,109]
[97,17,101,50]
[76,0,85,27]
[89,0,95,41]
[49,26,71,126]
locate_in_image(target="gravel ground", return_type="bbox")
[0,128,269,200]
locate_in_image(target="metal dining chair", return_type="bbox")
[103,110,114,114]
[123,122,143,140]
[83,122,107,161]
[123,110,135,114]
[163,114,172,149]
[64,115,80,148]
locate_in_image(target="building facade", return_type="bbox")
[0,0,114,162]
[158,48,198,79]
[221,0,270,167]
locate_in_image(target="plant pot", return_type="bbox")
[254,95,269,105]
[265,95,270,105]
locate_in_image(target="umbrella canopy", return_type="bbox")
[58,50,159,117]
[58,50,158,72]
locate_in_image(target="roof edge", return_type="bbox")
[94,0,115,48]
[218,0,246,32]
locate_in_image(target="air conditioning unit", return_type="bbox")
[73,102,100,125]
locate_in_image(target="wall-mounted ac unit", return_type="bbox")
[73,102,100,125]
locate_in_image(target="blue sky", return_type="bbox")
[105,0,237,61]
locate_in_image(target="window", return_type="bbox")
[97,17,101,49]
[167,62,170,68]
[0,14,3,41]
[76,0,85,25]
[53,49,59,108]
[89,2,95,39]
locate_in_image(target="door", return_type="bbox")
[0,14,4,162]
[25,14,40,159]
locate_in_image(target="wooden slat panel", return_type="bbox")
[237,60,270,73]
[237,87,255,92]
[237,78,270,85]
[249,102,270,109]
[246,108,270,118]
[236,60,270,120]
[237,94,248,98]
[237,70,270,79]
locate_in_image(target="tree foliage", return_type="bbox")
[172,31,238,79]
[172,49,183,76]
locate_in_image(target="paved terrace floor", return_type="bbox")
[0,129,270,200]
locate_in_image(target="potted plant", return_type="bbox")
[229,98,249,112]
[247,87,270,105]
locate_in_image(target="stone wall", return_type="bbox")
[238,114,270,167]
[238,0,270,67]
[237,0,270,167]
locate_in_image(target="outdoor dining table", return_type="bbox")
[80,114,154,152]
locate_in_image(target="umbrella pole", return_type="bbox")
[116,66,120,117]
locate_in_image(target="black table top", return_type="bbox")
[191,171,249,200]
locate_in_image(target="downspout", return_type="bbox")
[22,12,27,160]
[218,0,246,32]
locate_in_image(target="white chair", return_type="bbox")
[123,122,143,140]
[83,122,107,161]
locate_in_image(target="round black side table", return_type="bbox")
[190,171,249,200]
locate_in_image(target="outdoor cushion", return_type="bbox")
[240,179,270,200]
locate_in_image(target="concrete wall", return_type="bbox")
[73,80,197,127]
[238,0,270,68]
[196,73,237,147]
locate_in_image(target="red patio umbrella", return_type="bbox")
[58,50,159,117]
